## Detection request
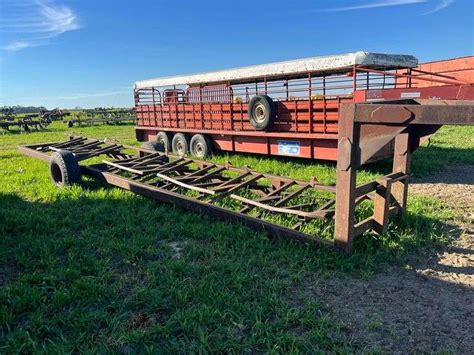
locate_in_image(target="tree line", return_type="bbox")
[1,105,48,114]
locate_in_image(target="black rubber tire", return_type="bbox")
[21,123,30,132]
[49,150,81,187]
[248,95,275,130]
[156,131,171,152]
[190,134,212,159]
[141,141,164,152]
[171,133,190,156]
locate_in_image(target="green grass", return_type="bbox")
[1,122,472,352]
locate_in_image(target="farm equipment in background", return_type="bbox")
[65,107,135,127]
[39,108,71,124]
[0,107,69,133]
[0,108,16,131]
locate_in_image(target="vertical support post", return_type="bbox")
[308,73,313,134]
[392,130,411,212]
[152,88,157,127]
[352,65,357,93]
[323,74,327,133]
[199,85,204,129]
[373,177,393,234]
[172,85,177,128]
[334,104,359,254]
[229,82,234,131]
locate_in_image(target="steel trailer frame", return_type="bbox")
[19,99,474,254]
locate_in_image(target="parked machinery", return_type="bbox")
[0,107,68,132]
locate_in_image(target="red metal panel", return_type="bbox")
[234,136,269,154]
[400,56,474,87]
[211,135,233,151]
[364,85,474,101]
[313,139,338,160]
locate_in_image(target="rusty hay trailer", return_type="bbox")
[19,98,474,254]
[134,52,474,162]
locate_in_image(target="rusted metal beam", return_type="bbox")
[334,106,360,254]
[350,101,474,125]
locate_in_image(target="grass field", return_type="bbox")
[1,122,473,352]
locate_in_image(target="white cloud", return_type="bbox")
[423,0,455,14]
[322,0,427,12]
[1,41,32,52]
[0,0,80,52]
[320,0,455,13]
[38,2,80,35]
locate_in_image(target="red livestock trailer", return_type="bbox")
[134,52,474,162]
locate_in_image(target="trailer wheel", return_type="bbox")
[190,134,212,159]
[172,133,190,156]
[49,150,81,187]
[141,141,164,152]
[248,95,275,130]
[156,131,171,152]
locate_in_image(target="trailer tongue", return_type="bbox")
[19,99,474,254]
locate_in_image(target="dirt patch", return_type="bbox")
[307,255,473,352]
[298,166,474,353]
[127,311,164,329]
[411,165,474,223]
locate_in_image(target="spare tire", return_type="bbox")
[248,95,275,130]
[49,150,81,187]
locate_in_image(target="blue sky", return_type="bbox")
[0,0,473,108]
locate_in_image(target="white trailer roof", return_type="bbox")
[134,51,418,89]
